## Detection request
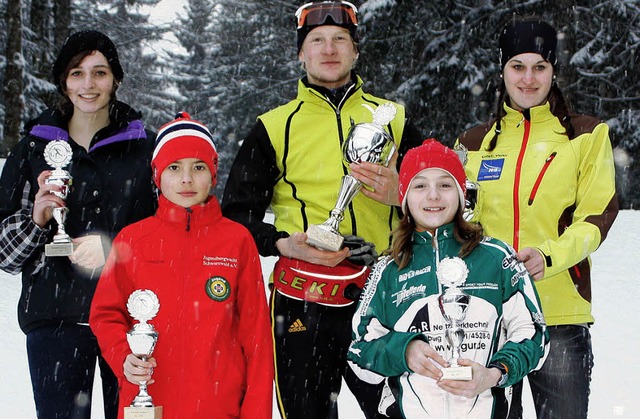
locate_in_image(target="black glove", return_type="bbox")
[344,283,363,301]
[342,234,378,267]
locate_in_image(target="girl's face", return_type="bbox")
[160,158,212,208]
[503,52,554,111]
[64,51,114,116]
[406,168,460,234]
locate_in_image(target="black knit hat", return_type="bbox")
[296,1,359,53]
[52,30,124,94]
[499,18,557,68]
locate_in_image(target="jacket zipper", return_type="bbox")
[528,152,557,205]
[512,110,531,251]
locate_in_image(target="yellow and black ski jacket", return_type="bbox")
[223,74,423,255]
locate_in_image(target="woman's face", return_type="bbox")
[160,158,213,208]
[406,168,460,234]
[503,52,554,111]
[64,51,114,116]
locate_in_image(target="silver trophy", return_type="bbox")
[437,257,473,381]
[125,290,163,419]
[43,141,74,257]
[453,143,482,222]
[306,103,398,251]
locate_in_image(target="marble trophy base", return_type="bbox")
[441,365,472,381]
[44,241,75,257]
[124,406,163,419]
[306,224,344,252]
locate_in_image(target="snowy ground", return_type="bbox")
[1,199,638,417]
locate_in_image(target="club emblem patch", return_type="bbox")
[206,276,230,301]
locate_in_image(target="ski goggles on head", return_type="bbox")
[295,1,358,29]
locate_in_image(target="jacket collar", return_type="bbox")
[156,194,222,231]
[412,222,456,245]
[25,101,146,151]
[503,101,555,125]
[298,72,363,109]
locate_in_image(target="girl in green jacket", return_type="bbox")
[348,139,548,418]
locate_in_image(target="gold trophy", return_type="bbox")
[125,290,163,419]
[306,103,397,251]
[437,257,473,381]
[43,141,74,257]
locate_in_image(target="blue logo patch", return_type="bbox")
[477,159,504,181]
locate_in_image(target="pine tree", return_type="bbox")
[73,0,175,128]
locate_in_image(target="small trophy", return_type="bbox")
[306,103,397,251]
[43,141,74,257]
[453,143,481,222]
[125,290,163,419]
[437,257,473,381]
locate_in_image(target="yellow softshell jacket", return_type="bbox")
[456,102,618,326]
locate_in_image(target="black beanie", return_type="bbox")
[52,30,124,94]
[296,7,359,54]
[499,19,557,68]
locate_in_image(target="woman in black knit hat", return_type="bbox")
[0,30,156,419]
[455,17,618,419]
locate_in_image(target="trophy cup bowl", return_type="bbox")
[125,290,163,419]
[306,117,397,252]
[463,180,481,222]
[126,324,159,407]
[438,288,473,380]
[43,141,75,257]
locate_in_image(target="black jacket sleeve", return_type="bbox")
[221,120,289,257]
[396,117,424,168]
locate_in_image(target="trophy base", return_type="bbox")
[124,406,163,419]
[306,224,344,252]
[45,242,75,257]
[441,365,473,381]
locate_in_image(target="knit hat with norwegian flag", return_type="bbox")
[398,139,467,212]
[151,112,218,186]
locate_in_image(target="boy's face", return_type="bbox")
[160,158,212,208]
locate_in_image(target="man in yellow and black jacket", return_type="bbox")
[222,3,423,418]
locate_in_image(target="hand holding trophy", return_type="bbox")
[125,290,163,419]
[437,257,473,381]
[43,140,74,257]
[306,103,397,251]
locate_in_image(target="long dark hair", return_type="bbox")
[387,208,484,270]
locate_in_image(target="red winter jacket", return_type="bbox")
[90,195,273,419]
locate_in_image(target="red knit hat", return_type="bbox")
[152,112,218,187]
[398,139,466,211]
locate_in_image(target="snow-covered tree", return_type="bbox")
[74,0,175,128]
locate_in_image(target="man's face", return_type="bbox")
[298,25,358,89]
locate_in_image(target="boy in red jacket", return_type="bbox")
[90,113,273,419]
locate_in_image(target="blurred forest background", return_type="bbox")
[1,0,638,207]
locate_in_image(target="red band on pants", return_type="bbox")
[273,257,369,306]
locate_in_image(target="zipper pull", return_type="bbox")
[517,115,525,128]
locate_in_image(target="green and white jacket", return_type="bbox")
[348,223,548,418]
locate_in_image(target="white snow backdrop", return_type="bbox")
[0,152,638,417]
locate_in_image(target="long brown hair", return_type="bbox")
[387,208,484,270]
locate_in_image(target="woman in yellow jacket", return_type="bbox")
[456,17,618,419]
